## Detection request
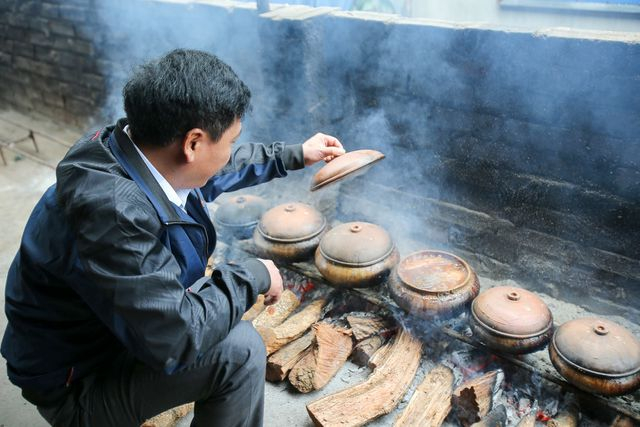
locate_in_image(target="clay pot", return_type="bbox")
[470,286,553,354]
[253,202,327,262]
[388,250,480,319]
[315,221,399,288]
[549,317,640,396]
[213,195,268,241]
[310,149,384,191]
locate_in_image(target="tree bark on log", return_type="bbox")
[252,289,300,329]
[351,335,385,367]
[289,323,353,393]
[141,402,194,427]
[306,329,423,427]
[266,331,315,382]
[452,370,504,427]
[242,294,265,321]
[258,298,326,355]
[394,364,454,427]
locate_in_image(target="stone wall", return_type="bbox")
[0,1,638,319]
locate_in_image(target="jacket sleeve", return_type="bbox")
[65,186,270,374]
[199,141,304,202]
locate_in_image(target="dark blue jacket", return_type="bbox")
[1,119,305,391]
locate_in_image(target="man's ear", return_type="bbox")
[181,128,206,163]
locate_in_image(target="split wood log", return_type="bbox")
[452,370,505,427]
[367,341,392,370]
[548,399,579,427]
[252,289,299,329]
[470,404,507,427]
[611,415,636,427]
[258,298,326,355]
[306,329,423,427]
[515,411,536,427]
[266,331,315,382]
[141,402,194,427]
[351,335,385,367]
[242,294,265,321]
[346,314,395,341]
[289,323,353,393]
[394,364,454,427]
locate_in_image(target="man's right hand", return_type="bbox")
[258,259,283,305]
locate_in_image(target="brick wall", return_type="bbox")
[0,1,638,319]
[0,0,104,127]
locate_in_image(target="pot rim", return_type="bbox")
[551,333,640,378]
[397,250,472,295]
[318,244,396,267]
[257,217,327,243]
[471,302,553,339]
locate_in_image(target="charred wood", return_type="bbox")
[351,335,385,367]
[452,370,505,427]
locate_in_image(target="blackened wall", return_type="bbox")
[0,1,638,319]
[0,0,104,126]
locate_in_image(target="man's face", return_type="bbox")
[189,118,241,188]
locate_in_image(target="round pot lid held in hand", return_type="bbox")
[318,222,394,267]
[310,149,385,191]
[257,202,326,243]
[471,286,553,339]
[214,195,268,228]
[553,318,640,378]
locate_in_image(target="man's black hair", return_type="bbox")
[123,49,251,147]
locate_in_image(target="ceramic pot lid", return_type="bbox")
[215,195,268,227]
[471,286,552,338]
[310,149,384,191]
[318,222,394,267]
[397,250,473,295]
[553,318,640,378]
[257,202,326,243]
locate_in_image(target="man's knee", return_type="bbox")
[217,320,266,373]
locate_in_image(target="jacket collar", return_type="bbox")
[108,118,184,223]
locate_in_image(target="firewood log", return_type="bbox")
[258,298,326,355]
[452,370,504,427]
[346,314,395,341]
[252,290,299,329]
[266,331,314,382]
[470,404,507,427]
[306,329,423,427]
[242,294,265,321]
[394,364,454,427]
[611,415,635,427]
[289,323,353,393]
[515,411,536,427]
[367,341,392,369]
[141,402,194,427]
[351,335,385,366]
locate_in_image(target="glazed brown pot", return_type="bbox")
[549,317,640,396]
[388,250,480,319]
[470,286,553,354]
[213,195,268,241]
[253,202,327,262]
[314,221,399,288]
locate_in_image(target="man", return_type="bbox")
[1,49,344,426]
